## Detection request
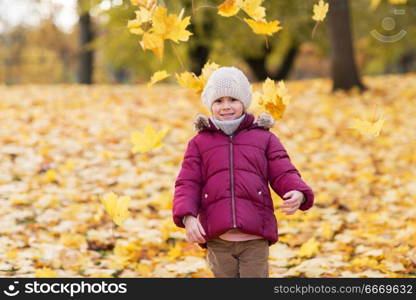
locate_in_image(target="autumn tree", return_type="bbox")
[327,0,366,91]
[77,0,100,84]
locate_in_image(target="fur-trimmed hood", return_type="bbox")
[193,112,275,132]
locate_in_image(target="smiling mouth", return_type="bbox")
[221,113,234,116]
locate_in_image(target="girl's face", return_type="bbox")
[211,96,244,121]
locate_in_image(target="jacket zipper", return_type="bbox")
[229,134,237,228]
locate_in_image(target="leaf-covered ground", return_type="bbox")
[0,73,415,277]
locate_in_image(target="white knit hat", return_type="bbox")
[201,66,252,112]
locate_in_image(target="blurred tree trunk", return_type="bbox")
[187,8,212,75]
[244,43,272,80]
[244,40,300,81]
[327,0,365,91]
[78,1,94,84]
[274,40,300,80]
[189,44,209,74]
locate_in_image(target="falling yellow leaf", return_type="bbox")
[140,32,164,59]
[175,60,220,95]
[127,19,142,29]
[277,80,292,105]
[134,7,152,24]
[175,71,203,92]
[199,61,221,86]
[298,237,320,258]
[131,5,192,59]
[151,6,192,43]
[127,6,152,35]
[255,78,290,120]
[217,0,241,17]
[348,117,385,137]
[244,18,282,36]
[130,125,169,153]
[241,0,266,21]
[147,70,170,87]
[312,0,329,22]
[166,10,193,43]
[100,192,131,226]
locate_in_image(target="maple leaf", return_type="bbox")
[151,6,192,43]
[348,117,385,137]
[127,20,144,35]
[255,78,290,120]
[147,70,170,87]
[200,61,221,86]
[175,71,203,92]
[298,237,320,258]
[242,0,266,21]
[217,0,242,17]
[131,5,192,60]
[135,7,152,25]
[35,267,57,278]
[114,240,141,263]
[244,18,282,36]
[276,80,292,105]
[100,192,131,226]
[139,32,164,59]
[130,125,169,154]
[175,61,220,95]
[312,0,329,22]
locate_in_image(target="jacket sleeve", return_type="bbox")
[266,133,314,211]
[172,138,203,228]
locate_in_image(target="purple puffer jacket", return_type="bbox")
[172,112,314,249]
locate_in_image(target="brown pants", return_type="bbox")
[206,237,269,278]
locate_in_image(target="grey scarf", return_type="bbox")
[209,113,246,135]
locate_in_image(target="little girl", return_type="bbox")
[172,66,314,278]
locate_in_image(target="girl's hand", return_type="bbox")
[184,216,206,243]
[280,190,305,215]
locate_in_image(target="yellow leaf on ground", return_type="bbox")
[35,267,57,278]
[298,237,320,258]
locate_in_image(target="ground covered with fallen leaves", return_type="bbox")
[1,73,415,278]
